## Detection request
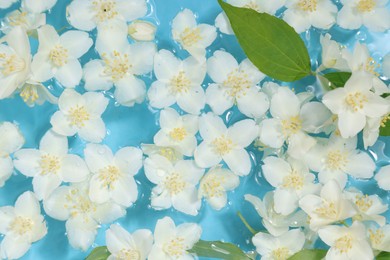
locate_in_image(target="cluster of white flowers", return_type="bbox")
[0,0,389,259]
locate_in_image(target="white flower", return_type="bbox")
[0,9,46,34]
[198,166,239,210]
[144,155,204,216]
[194,113,257,176]
[337,0,390,32]
[344,190,388,226]
[252,229,305,260]
[0,26,31,99]
[31,25,93,88]
[0,0,17,9]
[367,224,390,252]
[84,143,142,207]
[322,72,389,138]
[383,53,390,78]
[50,89,109,143]
[259,87,331,159]
[262,156,321,215]
[319,33,349,71]
[245,192,308,236]
[148,216,202,260]
[206,51,269,118]
[22,0,57,13]
[283,0,337,33]
[43,182,126,251]
[0,122,24,187]
[172,9,217,60]
[215,12,234,35]
[363,115,389,149]
[318,221,374,260]
[299,180,357,231]
[141,144,183,163]
[106,224,153,260]
[147,49,206,115]
[83,41,156,107]
[18,80,58,107]
[67,0,147,31]
[14,129,89,200]
[375,165,390,191]
[128,20,157,41]
[0,192,47,259]
[153,108,198,156]
[305,135,376,188]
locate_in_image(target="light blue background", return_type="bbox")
[0,0,389,259]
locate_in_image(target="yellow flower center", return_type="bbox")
[282,170,304,190]
[381,114,390,128]
[65,188,97,218]
[223,69,251,98]
[159,147,180,162]
[68,105,90,128]
[92,0,118,22]
[345,92,368,112]
[359,57,380,76]
[179,27,202,47]
[212,135,234,156]
[298,0,317,12]
[314,201,338,219]
[102,51,132,82]
[49,45,68,67]
[357,0,376,12]
[98,165,121,189]
[244,1,260,11]
[281,116,302,137]
[20,84,39,104]
[0,52,26,76]
[334,235,353,254]
[164,172,186,195]
[271,247,290,260]
[40,154,61,175]
[8,10,28,27]
[368,229,384,247]
[169,127,187,142]
[325,149,348,171]
[354,194,373,212]
[9,216,34,235]
[200,174,224,198]
[116,248,140,260]
[170,71,191,94]
[163,237,186,257]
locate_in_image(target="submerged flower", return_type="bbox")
[84,143,143,207]
[337,0,390,32]
[0,9,46,34]
[194,113,258,176]
[106,224,153,260]
[148,216,202,260]
[0,0,17,9]
[0,192,47,259]
[318,221,374,260]
[0,26,31,99]
[262,156,321,215]
[144,155,204,215]
[14,129,89,200]
[375,165,390,191]
[305,135,376,188]
[83,41,156,107]
[283,0,338,33]
[299,180,357,231]
[0,122,24,187]
[50,89,109,143]
[322,72,389,138]
[366,224,390,252]
[198,166,240,210]
[44,182,126,251]
[252,229,305,260]
[153,108,199,156]
[319,33,349,71]
[18,80,58,107]
[172,9,217,60]
[128,20,157,41]
[22,0,58,14]
[31,25,93,88]
[141,144,183,163]
[147,49,206,115]
[206,51,269,118]
[259,87,331,159]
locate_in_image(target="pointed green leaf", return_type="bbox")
[376,251,390,260]
[288,249,327,260]
[322,72,352,89]
[85,246,110,260]
[188,240,253,260]
[218,0,311,82]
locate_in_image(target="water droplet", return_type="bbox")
[306,85,315,92]
[356,31,367,42]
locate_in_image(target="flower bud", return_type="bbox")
[128,20,156,41]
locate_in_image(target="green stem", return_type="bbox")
[339,220,349,227]
[237,211,257,235]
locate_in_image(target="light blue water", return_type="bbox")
[0,0,389,259]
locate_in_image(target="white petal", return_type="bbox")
[262,156,291,187]
[96,20,128,54]
[55,59,83,88]
[363,8,390,32]
[215,12,234,35]
[128,42,156,75]
[43,186,71,220]
[60,154,89,183]
[236,87,269,118]
[194,142,222,168]
[198,112,227,141]
[273,189,299,215]
[66,0,96,31]
[114,76,146,107]
[172,9,197,35]
[223,149,252,176]
[31,52,53,83]
[338,111,366,138]
[111,176,138,207]
[83,60,113,91]
[50,111,77,137]
[259,119,285,148]
[337,6,363,30]
[300,102,332,133]
[270,88,300,119]
[106,224,134,254]
[207,50,238,83]
[147,81,176,109]
[172,187,201,215]
[0,157,13,187]
[114,147,143,176]
[0,206,15,234]
[24,0,56,13]
[78,118,106,143]
[0,122,24,155]
[205,84,234,115]
[144,155,174,184]
[176,86,205,115]
[154,216,176,243]
[60,30,93,58]
[13,149,41,177]
[84,91,109,116]
[89,174,110,204]
[37,25,59,51]
[117,0,147,21]
[345,152,375,179]
[32,173,62,200]
[174,160,204,184]
[228,119,257,147]
[84,143,113,173]
[0,235,31,260]
[39,129,68,156]
[14,191,41,217]
[153,50,181,81]
[375,165,390,190]
[66,216,98,251]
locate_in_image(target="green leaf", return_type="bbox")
[381,93,390,98]
[379,115,390,136]
[85,246,110,260]
[322,72,352,89]
[376,251,390,260]
[188,240,252,260]
[288,249,327,260]
[218,0,311,82]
